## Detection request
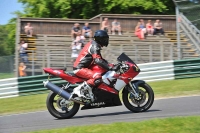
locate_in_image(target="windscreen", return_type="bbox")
[117,53,135,64]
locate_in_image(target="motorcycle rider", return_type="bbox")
[70,30,111,100]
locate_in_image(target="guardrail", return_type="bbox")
[0,58,200,99]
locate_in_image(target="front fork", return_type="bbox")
[128,80,146,99]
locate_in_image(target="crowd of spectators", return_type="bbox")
[101,18,122,35]
[134,19,165,40]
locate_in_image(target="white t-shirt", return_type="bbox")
[71,43,81,58]
[19,43,28,53]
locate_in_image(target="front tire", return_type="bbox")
[46,91,80,119]
[122,83,154,112]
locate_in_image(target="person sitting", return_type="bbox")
[146,20,154,36]
[24,23,33,37]
[139,19,147,34]
[153,19,165,36]
[111,19,122,35]
[18,40,28,63]
[71,33,82,63]
[101,18,111,34]
[74,31,86,48]
[135,22,145,40]
[82,22,93,39]
[71,23,81,40]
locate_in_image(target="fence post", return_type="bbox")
[160,42,164,61]
[31,50,35,76]
[135,45,138,63]
[47,49,50,68]
[176,6,181,60]
[15,17,20,77]
[170,44,173,60]
[149,45,152,62]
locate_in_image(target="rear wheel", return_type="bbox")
[122,83,154,112]
[46,91,80,119]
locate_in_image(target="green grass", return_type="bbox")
[26,116,200,133]
[0,78,200,115]
[0,73,14,79]
[148,77,200,98]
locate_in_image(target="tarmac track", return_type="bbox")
[0,95,200,133]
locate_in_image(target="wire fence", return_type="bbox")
[0,55,15,79]
[175,0,200,30]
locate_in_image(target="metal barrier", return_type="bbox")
[0,58,200,99]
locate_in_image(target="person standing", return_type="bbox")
[19,62,27,77]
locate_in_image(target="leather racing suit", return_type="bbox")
[73,40,109,87]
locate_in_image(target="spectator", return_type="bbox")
[71,32,83,63]
[101,18,111,34]
[135,22,145,40]
[74,31,86,48]
[153,19,165,36]
[111,19,122,35]
[139,19,147,34]
[19,62,27,77]
[71,23,81,40]
[18,40,28,63]
[24,23,33,37]
[82,22,93,39]
[146,20,154,36]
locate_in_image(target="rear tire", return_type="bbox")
[122,83,154,112]
[46,91,80,119]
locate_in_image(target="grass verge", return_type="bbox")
[25,116,200,133]
[0,73,14,79]
[0,78,200,115]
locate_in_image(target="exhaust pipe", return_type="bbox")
[43,80,71,100]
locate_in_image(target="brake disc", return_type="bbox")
[130,89,146,105]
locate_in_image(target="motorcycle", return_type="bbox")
[43,53,154,119]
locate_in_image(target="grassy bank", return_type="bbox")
[0,73,14,79]
[0,78,200,115]
[26,116,200,133]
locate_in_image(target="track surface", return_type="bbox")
[0,96,200,133]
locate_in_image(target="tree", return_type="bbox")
[18,0,175,19]
[0,25,11,56]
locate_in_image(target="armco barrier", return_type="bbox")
[174,58,200,79]
[0,58,200,99]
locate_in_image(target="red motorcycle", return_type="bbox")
[43,53,154,119]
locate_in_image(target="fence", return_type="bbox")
[179,13,200,54]
[0,58,200,99]
[175,0,200,30]
[0,55,15,79]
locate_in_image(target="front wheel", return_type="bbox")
[46,91,80,119]
[122,83,154,112]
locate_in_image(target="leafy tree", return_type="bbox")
[18,0,175,19]
[0,25,10,56]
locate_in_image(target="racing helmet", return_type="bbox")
[93,30,109,47]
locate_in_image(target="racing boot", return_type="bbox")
[69,82,92,99]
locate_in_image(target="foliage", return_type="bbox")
[0,25,10,56]
[18,0,175,19]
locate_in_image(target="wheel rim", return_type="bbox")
[51,94,75,114]
[128,86,150,108]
